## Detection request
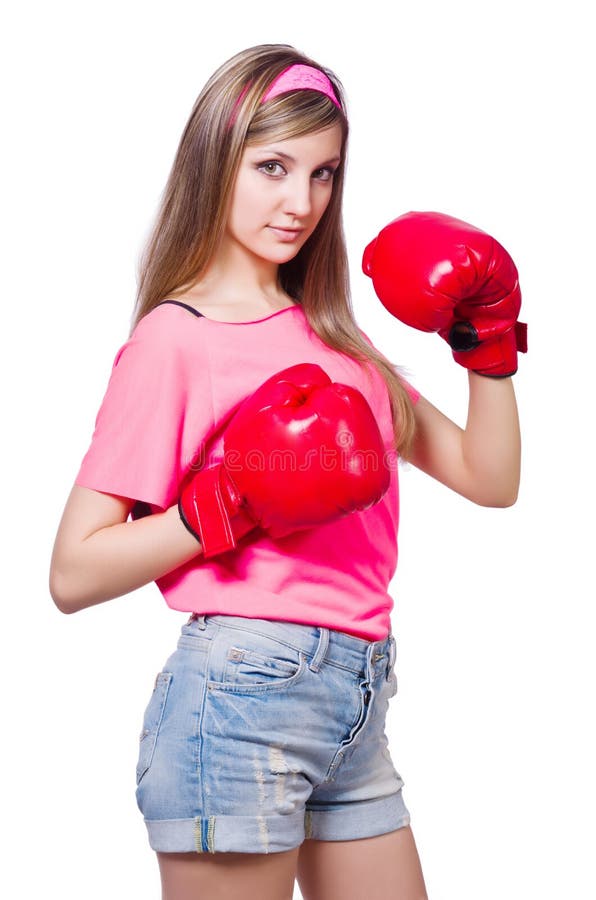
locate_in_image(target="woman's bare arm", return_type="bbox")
[405,373,521,507]
[49,485,202,615]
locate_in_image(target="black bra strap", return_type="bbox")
[158,299,205,318]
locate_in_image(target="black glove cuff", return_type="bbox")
[178,497,201,543]
[448,321,480,352]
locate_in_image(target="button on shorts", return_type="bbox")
[135,613,411,854]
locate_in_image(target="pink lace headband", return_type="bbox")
[229,63,342,127]
[262,64,341,109]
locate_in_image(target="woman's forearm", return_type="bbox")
[50,504,203,615]
[461,371,521,506]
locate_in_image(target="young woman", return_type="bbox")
[49,43,522,900]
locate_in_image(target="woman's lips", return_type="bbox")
[268,226,304,242]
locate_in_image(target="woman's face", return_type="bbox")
[224,123,343,267]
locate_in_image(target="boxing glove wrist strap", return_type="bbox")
[447,320,528,377]
[178,465,256,558]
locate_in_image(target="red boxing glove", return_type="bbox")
[178,363,390,558]
[362,211,528,377]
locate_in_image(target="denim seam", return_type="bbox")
[195,621,366,676]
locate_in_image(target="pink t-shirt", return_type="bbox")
[75,300,419,640]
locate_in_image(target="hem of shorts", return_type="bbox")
[144,809,306,854]
[304,791,411,842]
[143,792,410,854]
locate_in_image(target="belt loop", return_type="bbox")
[308,627,329,672]
[388,634,396,669]
[384,634,395,681]
[191,614,207,630]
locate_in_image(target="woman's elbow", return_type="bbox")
[49,570,75,614]
[484,493,518,509]
[49,566,89,615]
[473,483,519,508]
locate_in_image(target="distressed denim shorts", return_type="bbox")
[135,613,411,854]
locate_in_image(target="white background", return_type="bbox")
[2,1,594,897]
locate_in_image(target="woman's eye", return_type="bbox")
[258,161,285,177]
[313,167,336,182]
[257,161,337,181]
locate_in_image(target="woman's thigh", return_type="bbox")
[157,846,300,900]
[296,825,428,900]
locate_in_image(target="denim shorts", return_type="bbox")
[135,613,411,854]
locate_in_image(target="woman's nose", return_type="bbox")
[282,176,312,219]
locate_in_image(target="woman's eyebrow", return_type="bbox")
[256,150,341,165]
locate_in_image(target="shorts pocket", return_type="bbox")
[208,644,307,693]
[135,671,173,785]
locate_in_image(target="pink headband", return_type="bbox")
[261,64,341,109]
[229,63,342,128]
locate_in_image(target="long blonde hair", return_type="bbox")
[132,43,416,456]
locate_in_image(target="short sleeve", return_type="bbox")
[75,313,192,512]
[357,324,420,405]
